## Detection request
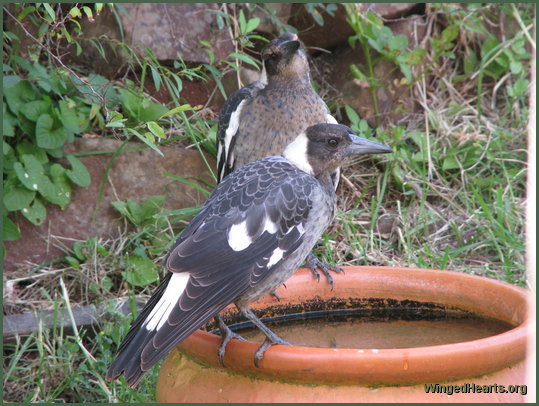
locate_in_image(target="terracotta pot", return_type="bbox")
[156,266,532,402]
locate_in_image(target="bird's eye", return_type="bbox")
[327,138,339,147]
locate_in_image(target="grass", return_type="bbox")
[2,2,533,402]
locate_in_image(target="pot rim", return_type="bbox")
[177,266,531,385]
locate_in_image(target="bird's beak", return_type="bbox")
[345,135,393,156]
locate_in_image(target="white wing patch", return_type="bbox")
[283,132,314,175]
[219,99,246,180]
[267,248,285,267]
[262,217,278,234]
[223,100,245,157]
[228,220,253,251]
[144,273,190,331]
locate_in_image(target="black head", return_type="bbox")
[261,32,308,80]
[283,123,393,177]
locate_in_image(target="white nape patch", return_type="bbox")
[283,132,313,175]
[326,114,338,124]
[262,217,278,234]
[267,248,285,267]
[228,221,253,251]
[144,273,190,331]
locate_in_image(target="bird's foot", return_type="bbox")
[254,336,291,368]
[216,317,246,367]
[303,252,344,290]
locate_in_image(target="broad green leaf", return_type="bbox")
[135,195,166,225]
[58,100,84,133]
[159,104,196,119]
[442,155,460,170]
[16,142,48,163]
[441,24,459,44]
[156,205,201,222]
[3,110,15,137]
[3,215,21,241]
[20,100,51,122]
[4,184,36,211]
[147,121,166,139]
[14,154,46,191]
[229,52,260,69]
[69,6,82,18]
[106,121,126,129]
[21,197,47,225]
[111,201,130,218]
[150,66,161,91]
[509,61,522,75]
[126,128,163,157]
[65,155,91,187]
[138,100,168,122]
[345,105,361,126]
[49,163,67,180]
[239,9,247,33]
[388,35,408,52]
[122,255,159,287]
[406,47,427,66]
[3,80,37,114]
[245,17,260,34]
[71,73,119,106]
[3,141,13,156]
[3,75,21,88]
[511,77,530,98]
[39,177,71,208]
[36,114,68,149]
[464,51,479,76]
[42,3,56,22]
[82,6,94,21]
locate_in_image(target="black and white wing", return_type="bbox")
[216,82,262,182]
[107,157,318,387]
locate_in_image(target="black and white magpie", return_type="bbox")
[106,123,392,387]
[216,32,345,286]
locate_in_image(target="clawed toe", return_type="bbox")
[216,317,246,367]
[254,337,292,368]
[303,253,343,290]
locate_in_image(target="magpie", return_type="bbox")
[106,123,392,387]
[216,32,344,287]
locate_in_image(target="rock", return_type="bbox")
[288,4,354,52]
[387,15,428,48]
[66,6,124,78]
[288,3,421,52]
[120,3,234,64]
[365,3,421,19]
[252,3,294,35]
[4,139,216,274]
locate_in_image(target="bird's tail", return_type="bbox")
[106,272,225,387]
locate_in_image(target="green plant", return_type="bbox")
[2,62,105,234]
[2,4,206,242]
[3,291,158,402]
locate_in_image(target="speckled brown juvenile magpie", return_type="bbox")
[217,32,344,287]
[106,124,392,387]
